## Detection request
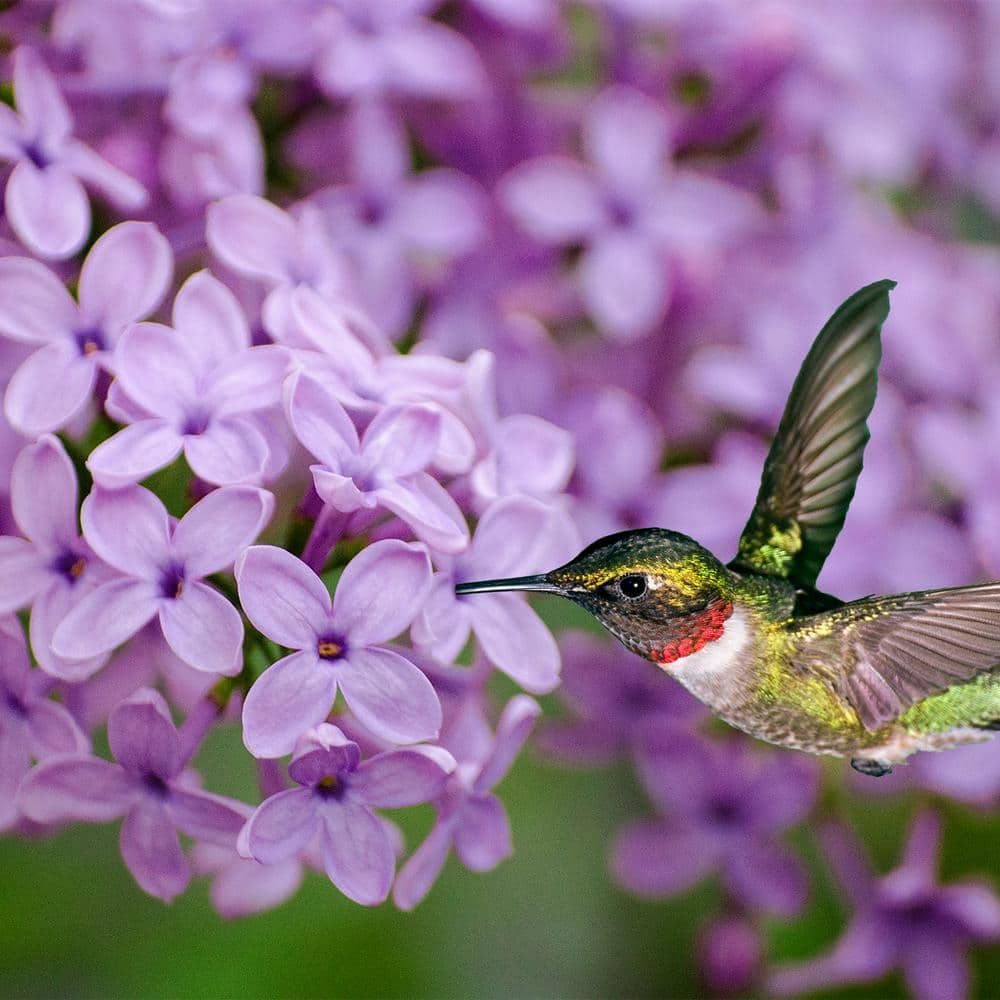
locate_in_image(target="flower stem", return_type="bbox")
[301,506,349,573]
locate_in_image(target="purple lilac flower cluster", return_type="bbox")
[1,2,1000,996]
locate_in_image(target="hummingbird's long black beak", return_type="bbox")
[455,573,562,596]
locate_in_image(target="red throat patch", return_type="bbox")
[649,599,734,666]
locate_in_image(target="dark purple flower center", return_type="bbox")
[314,774,346,800]
[359,194,386,227]
[705,798,743,828]
[22,142,49,170]
[4,690,27,718]
[73,327,107,357]
[606,195,635,228]
[317,634,346,661]
[159,564,186,600]
[142,772,170,798]
[51,549,87,585]
[181,409,211,436]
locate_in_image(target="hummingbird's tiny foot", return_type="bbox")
[850,757,894,778]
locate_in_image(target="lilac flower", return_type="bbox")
[313,101,486,337]
[393,694,540,910]
[239,723,453,905]
[237,541,439,756]
[769,813,1000,1000]
[286,371,469,554]
[412,496,575,692]
[537,630,706,766]
[0,617,88,831]
[500,85,757,339]
[612,733,817,916]
[313,1,485,102]
[18,688,248,901]
[0,47,147,258]
[51,484,273,675]
[0,221,173,435]
[87,270,289,487]
[205,194,352,343]
[0,435,113,680]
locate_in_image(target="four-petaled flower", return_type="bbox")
[237,541,440,756]
[88,270,289,487]
[18,688,248,901]
[0,221,173,435]
[0,47,147,258]
[52,485,273,675]
[393,694,540,910]
[612,732,818,916]
[0,435,113,679]
[239,723,454,905]
[286,370,469,554]
[769,813,1000,1000]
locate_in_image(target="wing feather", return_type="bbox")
[731,280,895,588]
[793,582,1000,730]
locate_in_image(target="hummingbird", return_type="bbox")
[456,280,1000,777]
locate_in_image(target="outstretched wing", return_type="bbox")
[792,583,1000,731]
[730,280,895,589]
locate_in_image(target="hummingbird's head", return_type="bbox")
[455,528,736,660]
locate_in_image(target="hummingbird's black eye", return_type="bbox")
[618,574,647,599]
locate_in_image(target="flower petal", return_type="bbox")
[392,818,453,910]
[184,418,270,486]
[60,140,148,211]
[383,21,484,99]
[167,787,247,844]
[578,232,670,341]
[5,161,89,260]
[27,698,89,758]
[337,646,441,745]
[159,581,243,676]
[469,593,560,693]
[29,581,109,681]
[584,86,671,195]
[467,496,570,580]
[235,545,330,649]
[0,537,49,612]
[206,346,289,416]
[0,256,78,344]
[285,370,359,469]
[332,539,431,647]
[119,799,190,902]
[108,688,181,777]
[202,849,303,919]
[361,404,440,479]
[18,756,134,823]
[51,578,160,660]
[14,47,72,147]
[206,194,298,284]
[354,747,454,808]
[724,840,809,917]
[319,800,394,905]
[12,434,79,550]
[86,420,185,489]
[474,694,541,793]
[500,155,604,243]
[241,788,319,864]
[612,820,718,898]
[172,269,249,368]
[375,474,469,554]
[173,486,274,578]
[241,650,336,759]
[81,485,171,578]
[78,221,173,329]
[5,342,96,435]
[113,321,196,420]
[453,794,511,871]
